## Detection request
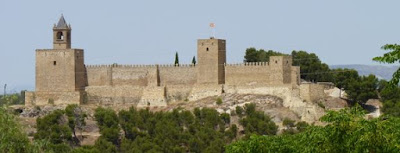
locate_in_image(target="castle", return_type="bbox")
[25,15,325,107]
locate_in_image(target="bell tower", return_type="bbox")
[53,14,71,49]
[32,15,86,105]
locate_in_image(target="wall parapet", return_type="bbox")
[86,64,196,68]
[86,64,157,68]
[225,62,269,66]
[158,64,196,67]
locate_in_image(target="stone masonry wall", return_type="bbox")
[300,83,325,102]
[36,49,77,92]
[85,86,143,107]
[225,62,271,85]
[112,66,157,86]
[86,66,112,86]
[159,64,197,86]
[25,91,81,106]
[291,66,301,87]
[86,65,158,87]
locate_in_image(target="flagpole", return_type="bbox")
[210,23,215,38]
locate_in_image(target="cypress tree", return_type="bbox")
[174,52,179,66]
[192,56,196,65]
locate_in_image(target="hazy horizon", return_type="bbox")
[1,0,400,93]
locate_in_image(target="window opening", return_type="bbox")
[57,32,64,40]
[206,47,209,51]
[53,61,57,65]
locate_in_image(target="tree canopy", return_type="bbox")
[373,44,400,87]
[227,105,400,153]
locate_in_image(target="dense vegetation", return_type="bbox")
[11,103,275,153]
[0,92,25,106]
[4,103,400,153]
[227,106,400,153]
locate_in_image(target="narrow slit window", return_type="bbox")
[53,61,57,65]
[206,47,209,51]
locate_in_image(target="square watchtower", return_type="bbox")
[197,37,226,84]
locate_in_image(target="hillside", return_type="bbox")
[330,64,399,80]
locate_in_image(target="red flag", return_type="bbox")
[209,23,215,28]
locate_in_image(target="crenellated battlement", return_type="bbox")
[86,64,196,68]
[158,64,196,67]
[86,64,156,68]
[225,62,269,66]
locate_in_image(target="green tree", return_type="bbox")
[292,50,332,82]
[376,79,400,116]
[331,68,359,90]
[94,107,120,145]
[239,103,277,136]
[0,107,33,153]
[373,44,400,87]
[227,105,400,153]
[65,104,87,144]
[235,106,244,117]
[346,74,378,103]
[175,52,179,66]
[192,56,196,65]
[244,48,286,62]
[34,110,73,145]
[0,92,24,106]
[373,44,400,117]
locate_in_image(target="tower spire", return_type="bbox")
[55,14,69,29]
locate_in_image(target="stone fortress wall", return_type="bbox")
[25,16,326,108]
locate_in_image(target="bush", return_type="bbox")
[239,103,278,136]
[216,97,223,105]
[282,118,295,127]
[317,102,326,109]
[0,107,32,153]
[34,110,73,144]
[235,106,244,117]
[228,106,400,153]
[94,107,120,145]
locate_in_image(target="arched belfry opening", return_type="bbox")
[57,32,64,40]
[53,14,71,49]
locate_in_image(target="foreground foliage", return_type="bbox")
[373,44,400,87]
[227,106,400,153]
[0,107,32,152]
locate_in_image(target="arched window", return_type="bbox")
[57,32,64,40]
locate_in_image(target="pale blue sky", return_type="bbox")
[1,0,400,93]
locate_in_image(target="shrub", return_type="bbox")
[216,97,223,105]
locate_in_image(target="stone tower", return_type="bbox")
[53,15,71,49]
[197,37,226,84]
[33,15,86,105]
[269,56,293,84]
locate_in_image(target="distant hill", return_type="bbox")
[330,65,399,80]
